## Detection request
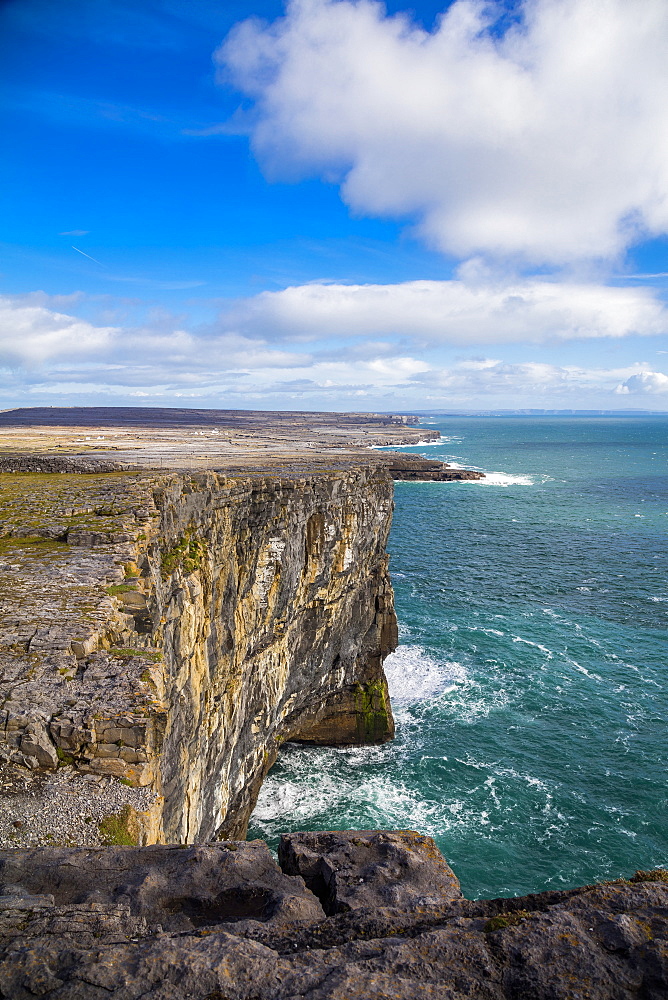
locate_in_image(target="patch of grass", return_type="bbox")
[0,536,67,555]
[109,648,163,661]
[98,805,137,846]
[484,910,531,933]
[56,747,75,766]
[161,529,206,579]
[105,584,138,596]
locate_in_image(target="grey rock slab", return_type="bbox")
[0,844,666,1000]
[0,929,281,1000]
[0,841,325,933]
[279,829,462,914]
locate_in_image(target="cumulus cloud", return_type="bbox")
[615,370,668,394]
[0,294,311,371]
[0,295,116,365]
[2,290,665,407]
[224,278,668,344]
[219,0,668,264]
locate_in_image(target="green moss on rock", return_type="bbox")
[98,805,137,846]
[160,529,206,578]
[354,680,392,742]
[484,910,531,933]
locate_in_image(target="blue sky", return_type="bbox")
[2,0,668,410]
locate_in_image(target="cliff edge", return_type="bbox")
[0,408,664,997]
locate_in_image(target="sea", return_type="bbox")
[247,416,668,899]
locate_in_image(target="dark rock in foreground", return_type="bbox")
[1,831,666,999]
[279,829,462,914]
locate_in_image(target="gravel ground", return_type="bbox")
[0,762,157,848]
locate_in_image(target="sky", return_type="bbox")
[2,0,668,412]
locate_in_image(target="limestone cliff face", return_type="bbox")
[150,468,397,842]
[0,465,397,846]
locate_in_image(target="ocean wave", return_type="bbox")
[512,636,553,656]
[368,439,444,449]
[395,436,462,446]
[444,461,535,486]
[429,670,513,724]
[475,471,535,486]
[384,645,466,703]
[250,743,564,855]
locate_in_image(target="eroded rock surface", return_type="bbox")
[0,842,325,932]
[0,833,666,1000]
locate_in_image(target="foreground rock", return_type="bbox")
[0,832,666,999]
[279,829,462,913]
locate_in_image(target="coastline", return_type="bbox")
[0,407,665,998]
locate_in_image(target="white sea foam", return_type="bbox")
[252,762,517,845]
[444,461,535,486]
[368,439,444,449]
[383,644,466,703]
[389,436,462,446]
[512,636,553,656]
[476,471,534,486]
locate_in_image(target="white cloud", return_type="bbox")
[615,370,668,394]
[0,295,311,371]
[413,359,668,398]
[0,295,116,365]
[219,0,668,264]
[1,290,665,408]
[11,355,666,408]
[224,278,668,344]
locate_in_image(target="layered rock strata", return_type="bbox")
[0,832,666,999]
[0,464,397,845]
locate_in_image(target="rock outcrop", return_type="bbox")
[0,832,666,999]
[0,464,397,846]
[380,453,484,481]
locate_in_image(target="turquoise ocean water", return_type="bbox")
[248,417,668,899]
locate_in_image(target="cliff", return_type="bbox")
[0,832,666,999]
[0,463,396,846]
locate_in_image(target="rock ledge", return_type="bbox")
[1,831,666,999]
